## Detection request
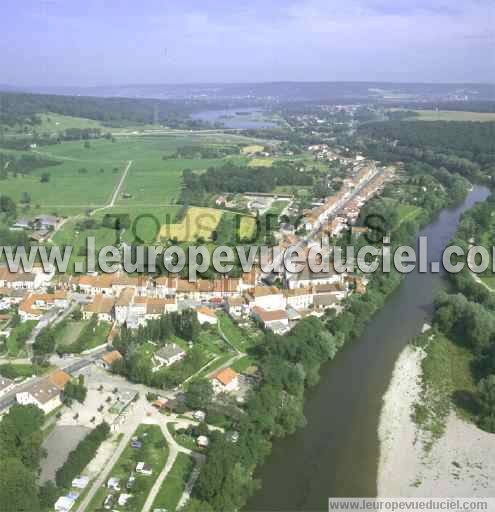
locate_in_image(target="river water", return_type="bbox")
[247,185,490,512]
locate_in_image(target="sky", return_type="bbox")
[1,0,494,86]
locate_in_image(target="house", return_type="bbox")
[153,344,186,370]
[211,367,240,393]
[226,296,247,318]
[314,283,347,301]
[82,294,114,322]
[136,462,153,476]
[245,286,286,311]
[251,306,289,334]
[286,263,344,290]
[99,350,123,370]
[18,291,69,322]
[196,306,217,325]
[0,267,39,290]
[154,275,179,297]
[114,287,135,324]
[34,215,59,230]
[0,377,14,397]
[77,274,115,296]
[313,293,339,311]
[284,287,314,310]
[16,370,70,414]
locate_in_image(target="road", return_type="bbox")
[109,160,132,208]
[141,418,196,512]
[0,347,108,413]
[263,167,386,281]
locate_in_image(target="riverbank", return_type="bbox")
[378,343,495,497]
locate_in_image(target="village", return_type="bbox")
[0,149,394,512]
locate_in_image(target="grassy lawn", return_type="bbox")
[267,200,290,217]
[218,312,253,352]
[151,453,194,512]
[167,423,198,451]
[58,320,111,354]
[6,320,37,357]
[87,424,169,512]
[480,275,495,290]
[413,333,477,449]
[192,353,233,380]
[396,203,424,224]
[54,320,86,347]
[232,355,258,374]
[0,363,50,379]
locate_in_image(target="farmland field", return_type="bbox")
[161,206,223,242]
[248,157,274,167]
[389,109,495,122]
[241,144,264,154]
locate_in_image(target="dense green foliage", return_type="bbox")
[112,310,205,388]
[0,91,210,128]
[360,121,495,164]
[430,191,495,432]
[181,161,313,203]
[0,405,46,510]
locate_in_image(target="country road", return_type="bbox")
[109,159,132,207]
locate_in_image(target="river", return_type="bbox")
[247,185,490,512]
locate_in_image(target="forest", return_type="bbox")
[0,91,211,128]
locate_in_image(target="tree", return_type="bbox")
[39,481,58,510]
[63,380,87,405]
[40,172,50,183]
[185,379,214,410]
[0,458,39,511]
[0,195,16,217]
[478,375,495,433]
[0,404,45,468]
[33,328,56,356]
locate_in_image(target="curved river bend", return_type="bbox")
[247,185,490,512]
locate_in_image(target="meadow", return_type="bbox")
[391,109,495,122]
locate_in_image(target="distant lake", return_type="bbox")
[191,107,277,129]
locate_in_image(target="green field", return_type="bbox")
[396,204,424,224]
[217,312,254,351]
[87,424,169,512]
[151,453,194,511]
[414,334,476,446]
[0,158,124,208]
[390,109,495,122]
[1,133,251,211]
